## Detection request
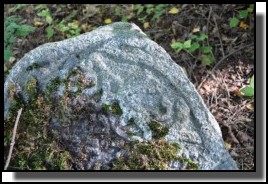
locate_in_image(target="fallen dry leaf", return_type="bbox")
[143,22,150,29]
[192,26,200,33]
[168,7,180,14]
[104,18,112,24]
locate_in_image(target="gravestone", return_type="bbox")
[4,22,238,170]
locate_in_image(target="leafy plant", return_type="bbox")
[229,4,254,28]
[54,20,81,38]
[240,75,254,97]
[8,4,26,13]
[4,16,35,63]
[134,4,168,23]
[34,4,80,39]
[171,33,215,66]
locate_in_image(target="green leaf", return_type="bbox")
[250,75,254,88]
[239,10,249,19]
[171,42,183,49]
[155,4,167,10]
[115,7,121,15]
[46,16,53,24]
[188,42,200,53]
[121,16,128,22]
[152,11,163,20]
[35,4,46,10]
[200,54,215,66]
[15,25,35,36]
[230,17,239,28]
[146,4,154,9]
[146,7,154,14]
[240,86,254,97]
[189,34,198,40]
[64,10,78,22]
[4,49,12,62]
[136,5,144,15]
[183,40,191,49]
[37,9,50,17]
[46,27,54,39]
[197,33,208,41]
[8,4,26,13]
[138,15,147,23]
[201,46,212,53]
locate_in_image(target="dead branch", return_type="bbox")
[4,108,23,170]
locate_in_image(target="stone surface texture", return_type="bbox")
[4,22,238,170]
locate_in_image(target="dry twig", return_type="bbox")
[4,108,23,170]
[198,43,254,90]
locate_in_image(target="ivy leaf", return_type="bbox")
[240,86,254,97]
[136,5,144,15]
[115,6,121,15]
[230,17,239,28]
[155,4,167,10]
[4,49,12,62]
[197,33,208,41]
[201,46,212,53]
[239,10,249,19]
[46,15,53,24]
[189,34,198,40]
[46,27,54,39]
[171,42,183,53]
[37,9,50,17]
[188,42,200,53]
[171,42,183,49]
[15,25,35,36]
[250,75,254,88]
[183,40,191,49]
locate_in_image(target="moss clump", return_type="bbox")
[44,76,63,101]
[180,157,199,170]
[111,119,199,170]
[25,77,38,101]
[103,101,123,116]
[111,139,181,170]
[4,77,73,170]
[111,102,123,115]
[7,83,16,101]
[66,68,95,97]
[111,139,199,170]
[148,120,169,139]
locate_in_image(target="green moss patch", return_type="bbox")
[25,76,38,101]
[4,77,73,170]
[148,120,169,139]
[111,139,198,170]
[103,101,123,116]
[111,119,198,170]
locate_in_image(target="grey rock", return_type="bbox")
[4,22,237,170]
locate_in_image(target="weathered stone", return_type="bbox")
[4,22,237,170]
